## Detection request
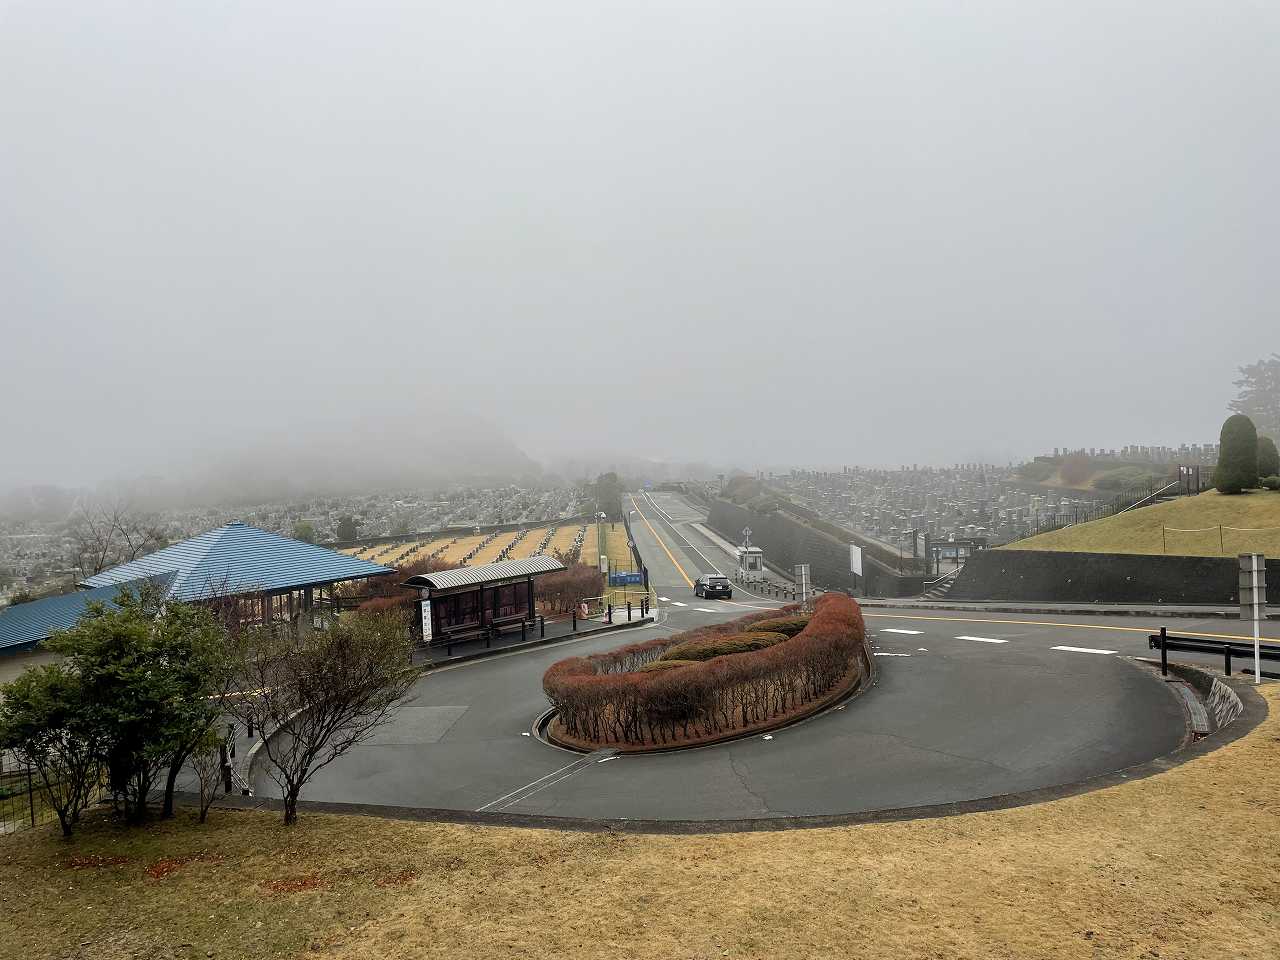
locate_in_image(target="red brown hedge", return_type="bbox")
[543,594,868,746]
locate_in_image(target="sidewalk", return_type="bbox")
[857,598,1280,620]
[409,611,654,667]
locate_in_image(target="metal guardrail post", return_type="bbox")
[220,743,232,794]
[607,603,613,624]
[521,621,527,643]
[627,601,632,621]
[1225,644,1232,676]
[1159,626,1168,676]
[572,609,577,632]
[540,615,545,638]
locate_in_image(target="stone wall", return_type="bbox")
[706,499,924,597]
[949,549,1280,604]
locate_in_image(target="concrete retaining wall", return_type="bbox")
[950,550,1280,604]
[706,500,924,597]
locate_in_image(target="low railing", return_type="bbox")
[1150,627,1280,679]
[732,572,822,604]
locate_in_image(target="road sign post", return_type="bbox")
[794,564,810,605]
[1239,554,1266,684]
[849,544,863,595]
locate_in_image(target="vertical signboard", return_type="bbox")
[794,563,811,604]
[420,599,433,644]
[850,544,865,595]
[1239,554,1266,684]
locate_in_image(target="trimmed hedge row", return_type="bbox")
[543,594,868,747]
[638,659,698,672]
[659,631,788,663]
[746,616,810,637]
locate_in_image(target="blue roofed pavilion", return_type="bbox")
[0,523,394,653]
[80,521,392,603]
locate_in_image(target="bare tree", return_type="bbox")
[68,498,168,579]
[189,729,227,824]
[227,611,416,825]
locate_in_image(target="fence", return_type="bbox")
[1161,524,1280,556]
[0,751,107,836]
[1023,479,1183,538]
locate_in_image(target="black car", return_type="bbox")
[693,574,733,599]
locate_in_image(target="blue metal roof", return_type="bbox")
[80,522,393,603]
[0,575,170,652]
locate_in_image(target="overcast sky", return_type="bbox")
[2,1,1276,490]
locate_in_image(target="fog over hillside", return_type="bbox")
[3,2,1276,496]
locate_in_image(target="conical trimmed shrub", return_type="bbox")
[1257,436,1279,479]
[1216,414,1259,494]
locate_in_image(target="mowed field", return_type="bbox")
[4,687,1277,960]
[1004,489,1280,556]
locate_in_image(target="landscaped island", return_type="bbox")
[542,593,870,750]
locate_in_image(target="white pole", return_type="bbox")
[1253,554,1262,684]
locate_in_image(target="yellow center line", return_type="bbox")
[864,611,1273,643]
[630,494,694,589]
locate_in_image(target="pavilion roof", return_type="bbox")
[80,522,393,603]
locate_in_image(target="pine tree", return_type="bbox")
[1230,354,1280,441]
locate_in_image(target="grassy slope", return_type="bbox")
[1003,489,1280,556]
[4,684,1279,960]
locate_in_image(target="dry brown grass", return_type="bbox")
[3,686,1278,960]
[1005,488,1280,556]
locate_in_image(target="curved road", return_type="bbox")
[254,492,1215,822]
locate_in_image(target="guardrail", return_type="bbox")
[1149,627,1280,679]
[732,573,823,604]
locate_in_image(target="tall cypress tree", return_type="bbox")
[1216,414,1259,494]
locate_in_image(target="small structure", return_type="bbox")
[735,526,766,583]
[402,555,564,647]
[82,522,390,626]
[0,576,165,654]
[737,545,765,582]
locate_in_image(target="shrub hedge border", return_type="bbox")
[542,594,870,751]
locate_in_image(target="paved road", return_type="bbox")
[253,492,1240,822]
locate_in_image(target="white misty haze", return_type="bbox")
[1,1,1276,491]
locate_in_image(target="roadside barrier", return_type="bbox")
[1150,627,1280,678]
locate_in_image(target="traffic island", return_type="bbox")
[541,594,874,752]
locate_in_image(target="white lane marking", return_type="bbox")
[694,607,719,613]
[956,635,1007,644]
[1051,645,1116,655]
[670,601,688,607]
[882,628,923,635]
[658,596,671,602]
[475,756,596,812]
[875,652,912,657]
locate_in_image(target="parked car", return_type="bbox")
[693,574,733,599]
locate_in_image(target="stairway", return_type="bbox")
[920,567,961,599]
